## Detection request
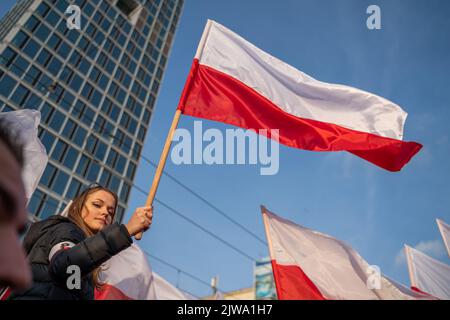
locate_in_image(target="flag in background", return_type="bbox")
[178,20,422,171]
[405,245,450,300]
[95,243,192,300]
[437,219,450,258]
[262,207,432,300]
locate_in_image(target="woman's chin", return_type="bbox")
[89,223,106,233]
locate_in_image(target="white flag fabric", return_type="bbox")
[96,243,157,300]
[262,207,432,300]
[152,272,195,300]
[437,219,450,258]
[95,243,191,300]
[405,245,450,300]
[0,109,48,203]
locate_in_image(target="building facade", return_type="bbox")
[0,0,183,222]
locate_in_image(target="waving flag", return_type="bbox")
[405,245,450,299]
[262,207,431,300]
[178,20,422,171]
[95,243,191,300]
[0,109,48,203]
[437,219,450,258]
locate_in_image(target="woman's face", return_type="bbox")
[81,190,116,233]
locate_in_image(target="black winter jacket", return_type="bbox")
[8,215,132,300]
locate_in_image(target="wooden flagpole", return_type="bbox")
[261,205,275,261]
[135,109,182,240]
[261,205,283,299]
[134,21,212,240]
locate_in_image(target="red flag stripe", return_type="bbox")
[271,260,326,300]
[95,284,133,300]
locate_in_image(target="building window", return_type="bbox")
[36,48,51,66]
[47,33,62,50]
[137,125,146,141]
[36,2,51,17]
[35,23,51,43]
[40,164,57,187]
[62,146,78,170]
[45,9,60,27]
[115,206,125,223]
[99,168,111,186]
[0,74,17,98]
[39,195,59,219]
[94,140,107,161]
[24,15,40,32]
[51,139,68,162]
[0,47,17,68]
[47,57,63,76]
[108,174,120,191]
[85,135,98,154]
[66,178,82,199]
[97,73,109,90]
[27,189,44,216]
[127,162,136,180]
[81,106,95,127]
[25,66,41,86]
[11,85,30,106]
[89,67,101,82]
[40,103,54,124]
[115,154,126,174]
[52,170,69,195]
[11,31,29,49]
[86,161,100,181]
[73,126,87,147]
[69,73,83,93]
[76,155,90,176]
[57,40,71,59]
[106,149,118,167]
[39,130,56,153]
[48,110,65,132]
[120,183,130,202]
[128,118,137,136]
[62,119,76,139]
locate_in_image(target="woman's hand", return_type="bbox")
[125,206,153,237]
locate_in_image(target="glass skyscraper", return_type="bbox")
[0,0,183,222]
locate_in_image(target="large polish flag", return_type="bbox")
[405,245,450,300]
[437,219,450,258]
[95,244,192,300]
[262,207,432,300]
[178,20,422,171]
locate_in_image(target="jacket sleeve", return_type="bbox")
[47,222,132,285]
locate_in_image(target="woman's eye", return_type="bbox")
[93,203,101,208]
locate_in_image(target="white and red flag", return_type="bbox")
[405,245,450,299]
[178,20,422,171]
[262,207,431,300]
[437,219,450,258]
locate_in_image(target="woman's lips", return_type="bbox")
[95,218,107,224]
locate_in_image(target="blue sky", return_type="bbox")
[2,0,450,298]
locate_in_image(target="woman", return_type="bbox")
[8,184,152,300]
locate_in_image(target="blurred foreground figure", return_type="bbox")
[0,117,31,290]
